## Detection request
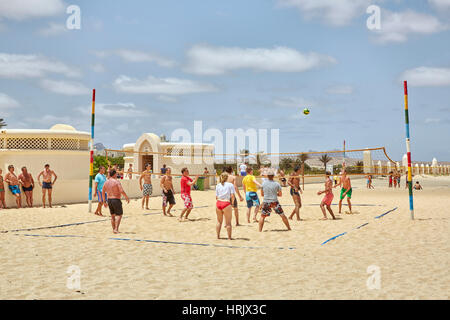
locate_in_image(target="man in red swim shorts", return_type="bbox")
[317,171,336,220]
[179,167,198,221]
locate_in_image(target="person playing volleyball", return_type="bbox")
[242,167,262,223]
[215,172,236,240]
[225,166,243,226]
[317,171,336,220]
[179,168,198,221]
[288,166,303,220]
[335,168,352,214]
[259,169,291,232]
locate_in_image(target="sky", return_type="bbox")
[0,0,449,161]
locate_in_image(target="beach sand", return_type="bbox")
[0,175,449,300]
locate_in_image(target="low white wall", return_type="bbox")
[3,179,88,207]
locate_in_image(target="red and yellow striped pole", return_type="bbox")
[88,89,95,213]
[404,81,414,220]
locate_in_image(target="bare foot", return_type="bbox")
[145,207,150,210]
[320,217,328,220]
[167,213,174,217]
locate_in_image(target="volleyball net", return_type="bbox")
[101,146,408,178]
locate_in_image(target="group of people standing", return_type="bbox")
[93,163,200,233]
[0,164,58,209]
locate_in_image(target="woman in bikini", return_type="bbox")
[215,172,236,240]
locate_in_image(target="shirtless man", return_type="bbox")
[160,167,175,216]
[0,169,7,209]
[18,167,35,208]
[278,169,287,187]
[37,164,57,208]
[288,166,303,220]
[127,164,133,179]
[317,171,335,220]
[4,165,22,208]
[335,168,352,214]
[139,163,153,210]
[225,166,244,226]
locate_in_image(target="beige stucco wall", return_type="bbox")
[1,150,89,207]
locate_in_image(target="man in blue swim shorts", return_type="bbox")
[242,167,262,223]
[4,165,22,208]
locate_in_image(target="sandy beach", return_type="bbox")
[0,175,448,300]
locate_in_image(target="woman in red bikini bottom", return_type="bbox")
[215,172,236,240]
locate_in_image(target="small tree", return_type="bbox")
[0,118,6,129]
[319,154,333,172]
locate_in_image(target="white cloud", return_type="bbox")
[0,93,20,116]
[425,118,441,123]
[93,49,176,68]
[326,85,354,95]
[76,102,151,118]
[277,0,371,26]
[400,67,450,87]
[371,10,448,44]
[40,79,90,95]
[0,53,81,79]
[0,0,65,20]
[115,49,176,67]
[428,0,450,10]
[273,97,316,108]
[37,22,67,36]
[113,75,218,95]
[184,44,336,75]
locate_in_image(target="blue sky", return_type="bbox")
[0,0,449,161]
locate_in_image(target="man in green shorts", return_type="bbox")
[335,168,352,214]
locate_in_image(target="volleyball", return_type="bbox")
[303,108,310,115]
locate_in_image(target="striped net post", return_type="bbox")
[88,89,96,213]
[404,81,414,219]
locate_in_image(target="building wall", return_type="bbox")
[1,150,89,207]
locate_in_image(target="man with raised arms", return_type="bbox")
[37,164,57,208]
[18,166,34,208]
[160,167,176,217]
[139,163,153,210]
[288,166,303,221]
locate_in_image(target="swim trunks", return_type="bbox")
[340,188,352,200]
[162,190,176,206]
[322,193,334,206]
[261,201,284,216]
[9,185,21,195]
[143,183,153,196]
[42,182,52,189]
[107,199,123,215]
[181,193,193,209]
[22,185,33,192]
[240,171,247,177]
[216,200,231,210]
[97,190,107,203]
[245,191,260,208]
[290,187,300,196]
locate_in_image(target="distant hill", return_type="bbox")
[94,142,105,150]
